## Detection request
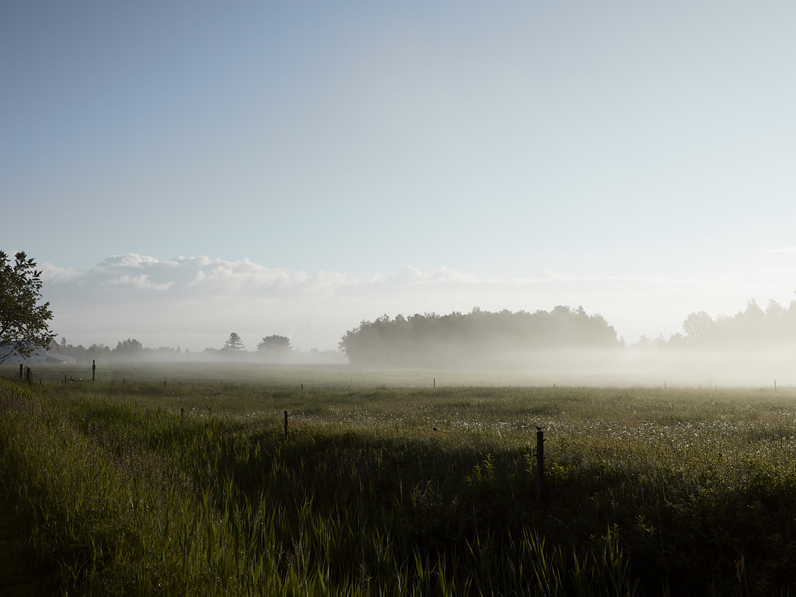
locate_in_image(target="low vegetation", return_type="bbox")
[2,365,796,595]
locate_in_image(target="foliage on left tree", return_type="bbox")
[0,251,55,364]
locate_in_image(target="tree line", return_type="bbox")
[658,298,796,350]
[339,306,622,367]
[55,333,295,363]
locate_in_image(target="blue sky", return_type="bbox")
[3,2,796,350]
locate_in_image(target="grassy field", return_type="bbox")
[2,363,796,595]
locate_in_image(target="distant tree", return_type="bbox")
[0,251,55,364]
[257,335,292,352]
[682,311,715,343]
[223,332,246,352]
[667,332,687,349]
[671,297,796,349]
[59,341,88,362]
[113,338,144,359]
[154,346,181,358]
[86,343,109,361]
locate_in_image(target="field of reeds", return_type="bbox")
[2,363,796,595]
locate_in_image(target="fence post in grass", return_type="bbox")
[536,427,547,503]
[284,411,289,440]
[64,374,66,385]
[301,384,303,392]
[92,360,96,383]
[19,364,23,379]
[25,367,32,385]
[434,377,436,388]
[164,381,167,388]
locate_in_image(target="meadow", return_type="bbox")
[2,363,796,595]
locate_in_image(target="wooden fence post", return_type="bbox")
[19,364,23,379]
[536,427,547,503]
[92,360,96,383]
[284,411,289,440]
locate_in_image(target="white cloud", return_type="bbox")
[109,275,174,291]
[94,254,160,271]
[40,262,85,283]
[40,253,796,352]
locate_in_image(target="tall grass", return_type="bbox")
[3,377,796,595]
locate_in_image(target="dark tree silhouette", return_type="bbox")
[339,306,621,367]
[223,332,245,352]
[0,251,55,363]
[113,338,144,359]
[257,335,291,352]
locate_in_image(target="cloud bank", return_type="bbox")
[39,254,796,353]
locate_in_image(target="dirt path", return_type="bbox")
[0,495,59,596]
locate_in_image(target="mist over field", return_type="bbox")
[41,291,796,387]
[46,344,796,389]
[478,348,796,387]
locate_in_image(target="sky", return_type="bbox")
[3,1,796,351]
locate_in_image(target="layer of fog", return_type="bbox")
[425,348,796,388]
[57,347,793,388]
[113,350,347,366]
